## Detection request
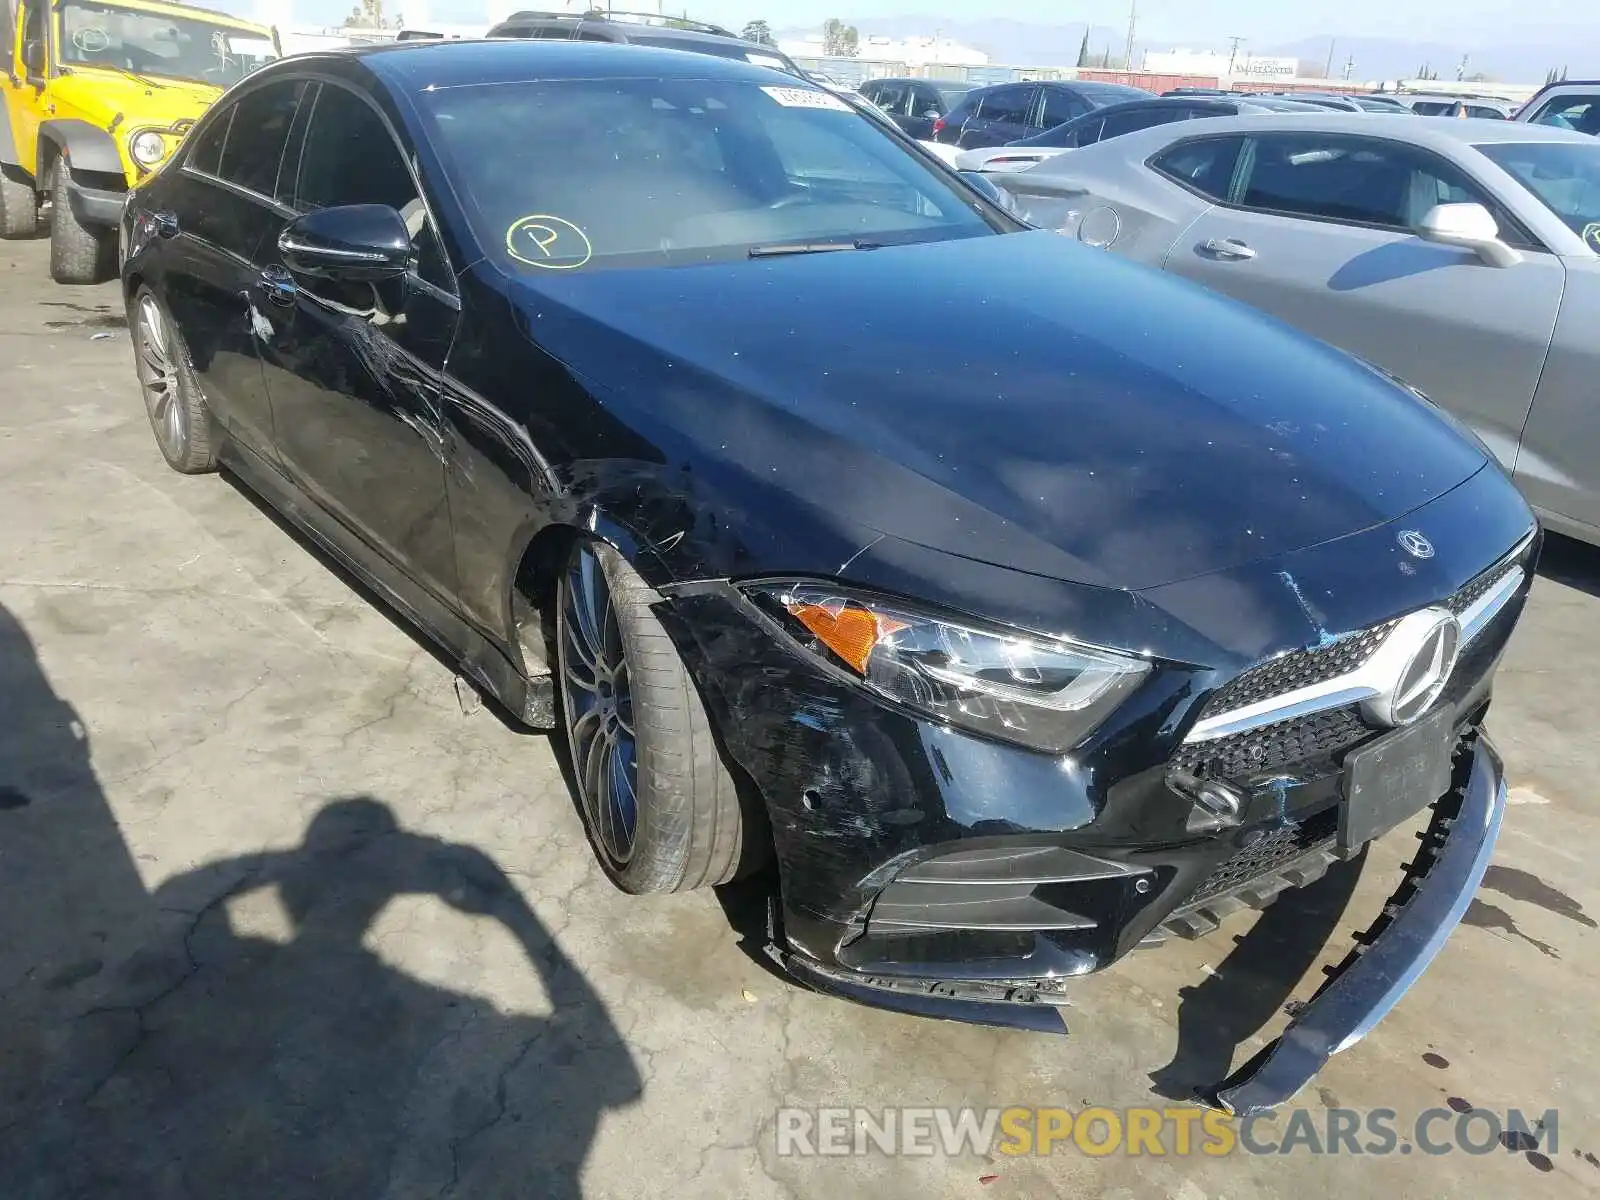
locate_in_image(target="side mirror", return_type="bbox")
[22,39,45,77]
[277,204,411,282]
[1414,202,1521,268]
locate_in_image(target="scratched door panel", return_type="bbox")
[252,80,464,606]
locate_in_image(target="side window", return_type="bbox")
[1532,95,1600,136]
[294,83,451,288]
[983,86,1035,126]
[1038,116,1097,148]
[1237,133,1505,233]
[216,81,307,198]
[1039,88,1086,130]
[872,83,909,115]
[1150,135,1245,202]
[184,107,231,176]
[1101,107,1181,141]
[910,85,942,118]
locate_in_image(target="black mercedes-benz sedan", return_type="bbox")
[121,39,1537,1112]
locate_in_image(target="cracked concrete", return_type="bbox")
[2,243,1599,1197]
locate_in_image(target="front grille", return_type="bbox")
[1172,706,1371,783]
[1447,561,1515,617]
[1199,621,1396,719]
[1185,808,1339,907]
[1198,556,1522,730]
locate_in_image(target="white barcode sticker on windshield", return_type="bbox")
[761,86,850,111]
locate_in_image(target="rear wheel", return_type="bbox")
[0,169,39,239]
[48,158,116,284]
[130,286,217,474]
[556,541,747,894]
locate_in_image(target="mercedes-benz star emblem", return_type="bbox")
[1360,607,1462,728]
[1397,530,1435,559]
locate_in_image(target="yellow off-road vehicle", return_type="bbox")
[0,0,277,282]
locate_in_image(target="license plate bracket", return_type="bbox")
[1339,705,1454,852]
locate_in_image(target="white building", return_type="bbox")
[1143,47,1298,80]
[779,32,988,67]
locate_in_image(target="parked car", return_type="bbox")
[930,79,1150,148]
[1255,91,1369,112]
[997,112,1600,543]
[954,94,1319,173]
[486,8,809,77]
[1515,81,1600,133]
[123,40,1535,1112]
[0,0,278,283]
[1398,93,1515,120]
[857,76,971,140]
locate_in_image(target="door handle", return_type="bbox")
[151,210,179,239]
[257,266,297,307]
[1202,237,1257,261]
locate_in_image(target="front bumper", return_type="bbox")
[65,175,125,229]
[1212,732,1505,1113]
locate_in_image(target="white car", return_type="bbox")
[916,139,963,167]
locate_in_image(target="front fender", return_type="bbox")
[37,118,125,182]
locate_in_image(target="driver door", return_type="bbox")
[254,80,462,607]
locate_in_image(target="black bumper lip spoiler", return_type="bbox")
[1212,734,1507,1117]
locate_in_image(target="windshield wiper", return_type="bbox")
[747,239,882,258]
[82,61,167,89]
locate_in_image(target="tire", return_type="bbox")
[48,157,116,284]
[129,286,217,474]
[556,541,746,893]
[0,168,39,239]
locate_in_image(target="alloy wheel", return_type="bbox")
[136,295,185,458]
[559,545,639,866]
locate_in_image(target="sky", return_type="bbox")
[230,0,1600,50]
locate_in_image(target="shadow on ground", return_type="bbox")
[1148,853,1367,1102]
[0,600,639,1199]
[1536,530,1600,599]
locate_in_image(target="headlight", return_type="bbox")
[743,582,1150,754]
[129,131,166,167]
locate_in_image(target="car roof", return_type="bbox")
[307,37,807,90]
[1123,110,1596,146]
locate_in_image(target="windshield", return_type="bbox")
[57,0,276,87]
[1478,141,1600,250]
[417,77,1002,272]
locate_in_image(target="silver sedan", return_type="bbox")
[996,114,1600,544]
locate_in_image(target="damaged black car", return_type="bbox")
[120,39,1537,1113]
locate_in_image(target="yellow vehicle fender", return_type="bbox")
[36,118,122,180]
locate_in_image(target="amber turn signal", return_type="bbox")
[784,600,907,674]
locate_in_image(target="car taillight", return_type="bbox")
[931,116,946,136]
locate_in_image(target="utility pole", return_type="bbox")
[1323,38,1336,78]
[1123,0,1136,71]
[1456,53,1470,81]
[1343,54,1354,80]
[1226,35,1244,75]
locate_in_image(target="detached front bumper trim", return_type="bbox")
[1214,734,1506,1116]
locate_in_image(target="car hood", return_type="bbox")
[508,230,1489,592]
[51,72,220,128]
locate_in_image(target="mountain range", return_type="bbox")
[778,16,1600,83]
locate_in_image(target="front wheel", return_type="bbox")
[556,541,749,894]
[48,157,116,284]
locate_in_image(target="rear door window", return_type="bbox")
[980,85,1036,128]
[870,82,910,115]
[1039,87,1087,130]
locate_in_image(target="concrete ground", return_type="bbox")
[1,238,1597,1199]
